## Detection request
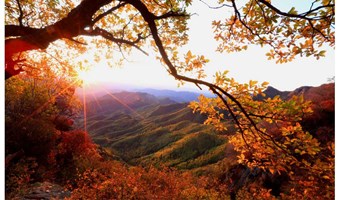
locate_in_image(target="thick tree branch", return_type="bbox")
[5,25,40,37]
[127,0,289,153]
[6,0,175,79]
[5,0,113,79]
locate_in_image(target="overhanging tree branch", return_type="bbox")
[127,0,288,153]
[5,25,40,37]
[4,0,334,157]
[5,0,114,79]
[92,2,128,24]
[154,11,189,20]
[5,0,189,79]
[85,27,148,55]
[15,0,23,26]
[257,0,334,20]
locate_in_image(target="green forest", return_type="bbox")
[4,0,335,199]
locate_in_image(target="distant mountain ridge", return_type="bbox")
[257,86,290,100]
[137,88,214,102]
[86,91,176,115]
[79,83,334,171]
[256,83,334,101]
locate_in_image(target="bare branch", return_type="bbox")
[92,2,128,24]
[154,10,190,20]
[16,0,23,26]
[257,0,335,20]
[121,13,139,38]
[308,19,330,41]
[87,27,148,56]
[300,2,335,17]
[199,0,232,9]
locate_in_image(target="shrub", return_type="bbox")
[69,163,229,199]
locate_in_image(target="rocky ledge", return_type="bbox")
[23,182,71,200]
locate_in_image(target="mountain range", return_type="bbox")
[76,83,334,171]
[77,89,230,170]
[137,88,214,102]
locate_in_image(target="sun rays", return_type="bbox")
[78,84,162,136]
[8,64,159,138]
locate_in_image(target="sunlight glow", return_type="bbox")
[76,66,112,85]
[77,68,98,85]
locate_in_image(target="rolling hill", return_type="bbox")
[77,90,232,170]
[77,83,334,171]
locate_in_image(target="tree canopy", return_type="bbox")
[5,0,334,78]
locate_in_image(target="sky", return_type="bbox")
[182,0,335,91]
[81,0,335,92]
[0,0,335,94]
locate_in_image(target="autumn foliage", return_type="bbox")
[5,0,335,199]
[5,68,334,199]
[69,162,228,199]
[190,82,334,199]
[5,77,334,200]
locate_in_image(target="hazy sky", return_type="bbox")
[2,1,334,92]
[91,0,335,92]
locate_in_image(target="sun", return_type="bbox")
[76,67,103,85]
[77,70,97,85]
[77,69,93,85]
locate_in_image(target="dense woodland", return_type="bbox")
[5,0,335,199]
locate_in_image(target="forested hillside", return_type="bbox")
[77,91,231,170]
[80,83,334,176]
[5,76,335,200]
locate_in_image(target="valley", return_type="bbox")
[76,83,335,174]
[77,90,234,170]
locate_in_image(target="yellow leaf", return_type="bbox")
[186,50,192,59]
[261,81,269,87]
[249,80,258,88]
